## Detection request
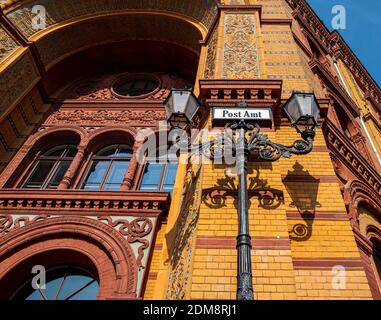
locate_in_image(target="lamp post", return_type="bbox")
[165,90,320,300]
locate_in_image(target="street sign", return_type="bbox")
[212,107,273,127]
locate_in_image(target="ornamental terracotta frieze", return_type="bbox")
[0,214,156,270]
[0,50,39,114]
[46,109,167,127]
[222,14,260,79]
[204,25,218,79]
[3,0,217,38]
[0,25,18,63]
[58,73,190,101]
[0,189,170,215]
[0,189,170,296]
[167,163,203,300]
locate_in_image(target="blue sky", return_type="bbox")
[307,0,381,86]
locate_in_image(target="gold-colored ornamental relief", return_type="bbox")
[0,26,19,64]
[4,0,217,38]
[222,14,260,79]
[204,27,218,79]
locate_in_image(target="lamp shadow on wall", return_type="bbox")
[282,161,321,242]
[202,163,285,211]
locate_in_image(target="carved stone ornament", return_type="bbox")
[46,109,166,126]
[222,14,260,79]
[0,26,18,63]
[166,163,203,300]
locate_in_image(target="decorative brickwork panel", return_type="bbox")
[204,26,218,79]
[261,24,311,98]
[0,50,39,115]
[222,14,260,79]
[166,164,203,300]
[0,25,18,63]
[257,0,292,19]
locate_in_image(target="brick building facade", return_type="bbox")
[0,0,380,300]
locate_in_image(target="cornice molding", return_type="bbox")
[0,189,171,216]
[286,0,381,108]
[324,119,381,198]
[309,56,360,118]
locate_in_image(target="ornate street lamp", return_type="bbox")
[165,89,320,300]
[164,88,201,130]
[283,92,320,140]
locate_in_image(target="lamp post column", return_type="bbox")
[236,126,254,300]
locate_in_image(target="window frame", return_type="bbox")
[21,145,77,189]
[80,144,132,191]
[138,160,178,193]
[11,265,99,301]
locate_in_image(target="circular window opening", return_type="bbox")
[113,75,159,97]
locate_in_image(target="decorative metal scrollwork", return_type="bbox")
[187,120,314,162]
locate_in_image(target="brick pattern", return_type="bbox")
[257,0,292,19]
[187,123,372,299]
[144,223,166,299]
[261,24,312,97]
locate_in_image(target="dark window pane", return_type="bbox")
[44,146,66,157]
[97,146,119,157]
[25,161,55,188]
[47,161,71,188]
[105,161,129,184]
[115,78,158,97]
[84,161,109,184]
[66,147,77,157]
[374,252,381,280]
[140,163,163,190]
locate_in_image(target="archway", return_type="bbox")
[0,216,139,300]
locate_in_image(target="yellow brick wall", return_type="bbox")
[156,1,374,300]
[144,222,167,300]
[185,124,372,300]
[261,24,312,97]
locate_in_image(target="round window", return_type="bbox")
[113,75,159,97]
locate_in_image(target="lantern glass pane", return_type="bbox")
[296,94,314,116]
[172,91,190,113]
[185,95,200,121]
[284,98,301,123]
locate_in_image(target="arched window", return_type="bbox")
[139,147,178,195]
[82,144,132,191]
[12,266,99,300]
[22,145,77,189]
